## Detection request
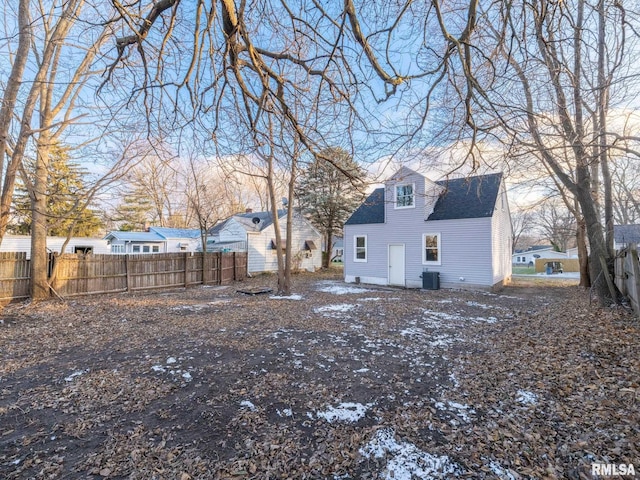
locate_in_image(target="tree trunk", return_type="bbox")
[0,0,31,203]
[576,216,590,288]
[30,132,52,300]
[324,230,333,269]
[266,152,286,294]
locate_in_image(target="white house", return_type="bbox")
[613,224,640,250]
[104,227,201,254]
[208,209,322,273]
[0,234,110,259]
[513,247,567,265]
[343,167,512,290]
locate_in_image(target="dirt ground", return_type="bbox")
[0,271,638,479]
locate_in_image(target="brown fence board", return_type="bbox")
[615,245,640,317]
[0,252,30,301]
[0,251,247,301]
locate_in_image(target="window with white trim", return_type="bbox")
[395,184,415,208]
[111,244,125,254]
[354,235,367,262]
[422,233,441,265]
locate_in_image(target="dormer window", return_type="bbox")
[395,184,415,209]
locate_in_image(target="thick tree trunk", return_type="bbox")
[30,133,52,300]
[323,229,333,269]
[576,217,590,288]
[577,185,615,304]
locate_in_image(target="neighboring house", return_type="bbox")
[613,224,640,250]
[343,167,512,290]
[0,234,110,259]
[329,237,344,262]
[104,227,201,254]
[208,209,322,273]
[513,247,567,265]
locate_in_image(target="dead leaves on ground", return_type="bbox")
[0,272,638,478]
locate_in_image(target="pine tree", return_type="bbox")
[112,188,156,231]
[296,147,367,268]
[10,144,103,237]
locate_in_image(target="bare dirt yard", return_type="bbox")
[1,271,638,479]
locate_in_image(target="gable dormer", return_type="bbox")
[384,166,444,221]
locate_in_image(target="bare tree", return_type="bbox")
[510,207,537,253]
[104,0,482,295]
[474,0,640,304]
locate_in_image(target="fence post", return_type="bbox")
[125,254,131,293]
[184,251,189,288]
[233,252,236,281]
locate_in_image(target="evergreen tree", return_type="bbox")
[10,144,103,237]
[296,148,366,268]
[112,187,156,231]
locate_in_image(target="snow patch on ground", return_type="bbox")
[466,301,504,310]
[314,402,373,423]
[150,357,193,382]
[359,428,460,479]
[277,408,293,417]
[314,304,357,314]
[358,297,382,301]
[64,369,89,382]
[270,294,303,300]
[240,400,257,411]
[516,390,538,405]
[488,460,517,479]
[316,281,375,295]
[433,399,475,423]
[423,309,498,325]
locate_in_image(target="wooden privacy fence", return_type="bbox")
[0,252,30,301]
[614,245,640,317]
[0,252,247,301]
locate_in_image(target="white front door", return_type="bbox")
[388,244,405,286]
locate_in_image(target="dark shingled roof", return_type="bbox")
[428,173,503,220]
[345,172,503,225]
[345,188,385,225]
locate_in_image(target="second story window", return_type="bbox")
[395,184,414,208]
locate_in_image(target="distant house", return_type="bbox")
[329,236,344,262]
[343,167,512,290]
[104,227,201,254]
[613,224,640,250]
[513,246,567,265]
[0,234,110,259]
[208,209,322,273]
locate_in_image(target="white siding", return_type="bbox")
[0,235,110,258]
[491,182,513,286]
[345,168,507,290]
[246,214,322,273]
[219,219,247,242]
[345,218,495,288]
[163,237,201,253]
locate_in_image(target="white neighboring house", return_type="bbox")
[512,247,567,265]
[329,236,344,262]
[613,224,640,250]
[0,234,110,259]
[104,227,201,254]
[343,167,512,290]
[208,209,322,273]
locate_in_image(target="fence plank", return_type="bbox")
[0,251,247,301]
[0,252,30,301]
